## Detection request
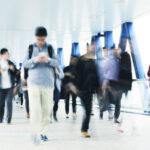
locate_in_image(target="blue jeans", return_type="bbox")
[0,87,14,122]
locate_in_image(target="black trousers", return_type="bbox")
[0,88,14,122]
[18,93,23,105]
[24,91,29,113]
[80,93,93,132]
[113,93,122,119]
[53,101,59,114]
[104,89,122,119]
[65,91,77,114]
[53,87,61,114]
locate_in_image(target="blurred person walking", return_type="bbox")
[75,42,99,137]
[98,47,121,122]
[21,66,30,118]
[99,48,132,124]
[53,64,64,122]
[63,55,79,119]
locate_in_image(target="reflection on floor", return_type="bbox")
[0,101,150,150]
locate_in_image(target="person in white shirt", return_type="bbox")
[0,48,17,124]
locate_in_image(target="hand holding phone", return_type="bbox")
[39,53,50,62]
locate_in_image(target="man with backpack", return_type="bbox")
[23,26,59,143]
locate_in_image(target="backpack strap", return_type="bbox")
[24,68,28,80]
[29,44,52,58]
[24,44,33,79]
[47,45,53,58]
[28,44,33,59]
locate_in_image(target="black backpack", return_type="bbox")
[24,44,53,79]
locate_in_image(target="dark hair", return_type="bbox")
[35,26,47,36]
[120,52,131,66]
[0,48,8,55]
[91,41,96,45]
[103,47,107,49]
[71,55,79,59]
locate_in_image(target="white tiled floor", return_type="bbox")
[0,101,150,150]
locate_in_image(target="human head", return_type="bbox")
[70,55,79,66]
[87,42,96,55]
[0,48,10,60]
[102,47,109,58]
[35,26,47,48]
[112,47,121,58]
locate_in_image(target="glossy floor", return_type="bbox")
[0,101,150,150]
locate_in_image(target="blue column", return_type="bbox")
[119,22,145,79]
[119,23,128,53]
[71,42,80,57]
[96,33,102,59]
[92,33,102,59]
[57,48,65,70]
[91,35,97,43]
[104,31,115,50]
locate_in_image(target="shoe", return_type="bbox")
[66,114,69,119]
[31,134,40,145]
[114,119,120,124]
[81,132,91,138]
[7,118,11,124]
[53,112,58,122]
[41,135,48,142]
[117,126,124,133]
[100,112,103,120]
[26,113,30,119]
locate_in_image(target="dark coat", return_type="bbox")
[75,56,99,94]
[119,52,132,92]
[0,60,18,89]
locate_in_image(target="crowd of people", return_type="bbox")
[0,26,134,144]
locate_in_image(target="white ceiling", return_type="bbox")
[0,0,150,45]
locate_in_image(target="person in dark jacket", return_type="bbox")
[118,51,132,94]
[100,50,132,123]
[75,42,99,137]
[62,43,99,137]
[63,55,79,119]
[0,48,17,124]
